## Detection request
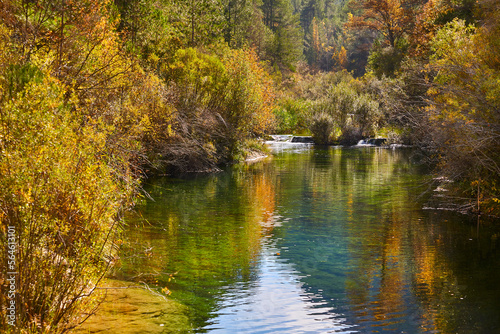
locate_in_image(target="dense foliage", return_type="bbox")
[0,0,499,332]
[279,0,500,214]
[0,0,276,332]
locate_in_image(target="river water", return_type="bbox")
[110,143,500,333]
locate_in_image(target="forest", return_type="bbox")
[0,0,499,332]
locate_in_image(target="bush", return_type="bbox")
[306,75,382,145]
[153,47,276,172]
[310,112,335,144]
[0,74,133,332]
[274,98,310,134]
[353,94,380,137]
[424,19,500,214]
[367,41,406,78]
[338,126,364,146]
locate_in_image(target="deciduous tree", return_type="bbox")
[425,18,500,213]
[346,0,414,48]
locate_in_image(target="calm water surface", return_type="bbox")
[116,143,500,333]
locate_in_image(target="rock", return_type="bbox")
[291,136,314,143]
[358,138,387,146]
[367,138,387,146]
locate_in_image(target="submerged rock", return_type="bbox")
[72,279,190,333]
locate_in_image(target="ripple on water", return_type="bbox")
[203,246,356,334]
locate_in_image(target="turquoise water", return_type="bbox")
[116,144,500,333]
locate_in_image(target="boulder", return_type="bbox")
[367,138,387,146]
[291,136,314,143]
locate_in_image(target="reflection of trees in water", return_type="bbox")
[119,162,279,329]
[118,147,500,333]
[271,147,500,333]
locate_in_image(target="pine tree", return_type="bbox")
[262,0,304,67]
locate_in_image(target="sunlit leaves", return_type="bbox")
[410,0,452,57]
[425,18,500,214]
[346,0,414,48]
[0,72,131,332]
[149,46,275,172]
[222,47,276,137]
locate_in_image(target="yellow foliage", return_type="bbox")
[425,18,500,213]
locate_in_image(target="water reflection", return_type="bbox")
[112,145,500,334]
[205,237,354,334]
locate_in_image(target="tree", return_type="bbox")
[261,0,304,68]
[409,0,452,57]
[346,0,414,48]
[154,46,276,172]
[222,0,253,47]
[335,45,348,70]
[114,0,183,63]
[299,0,347,71]
[244,0,274,59]
[345,0,422,76]
[0,63,134,333]
[0,3,158,330]
[425,18,500,213]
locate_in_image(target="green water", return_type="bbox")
[109,145,500,333]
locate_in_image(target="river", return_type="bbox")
[78,143,500,333]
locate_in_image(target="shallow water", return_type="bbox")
[106,144,500,333]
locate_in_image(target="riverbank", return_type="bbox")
[72,280,190,334]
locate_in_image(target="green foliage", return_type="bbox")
[168,48,226,100]
[175,0,226,47]
[5,64,43,99]
[353,92,380,136]
[150,47,276,172]
[223,0,261,48]
[310,112,335,144]
[303,13,346,71]
[273,98,311,134]
[367,40,407,78]
[261,0,304,69]
[307,76,381,144]
[220,47,276,139]
[114,0,185,65]
[434,0,477,25]
[116,0,225,57]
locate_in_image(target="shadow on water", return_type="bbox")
[78,144,500,333]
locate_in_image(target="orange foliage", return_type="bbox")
[410,0,452,57]
[346,0,416,48]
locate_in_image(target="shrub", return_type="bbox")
[0,73,133,333]
[425,19,500,214]
[310,112,335,145]
[367,41,406,78]
[274,98,310,134]
[153,47,276,172]
[353,94,380,137]
[338,126,364,146]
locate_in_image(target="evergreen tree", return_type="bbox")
[262,0,304,67]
